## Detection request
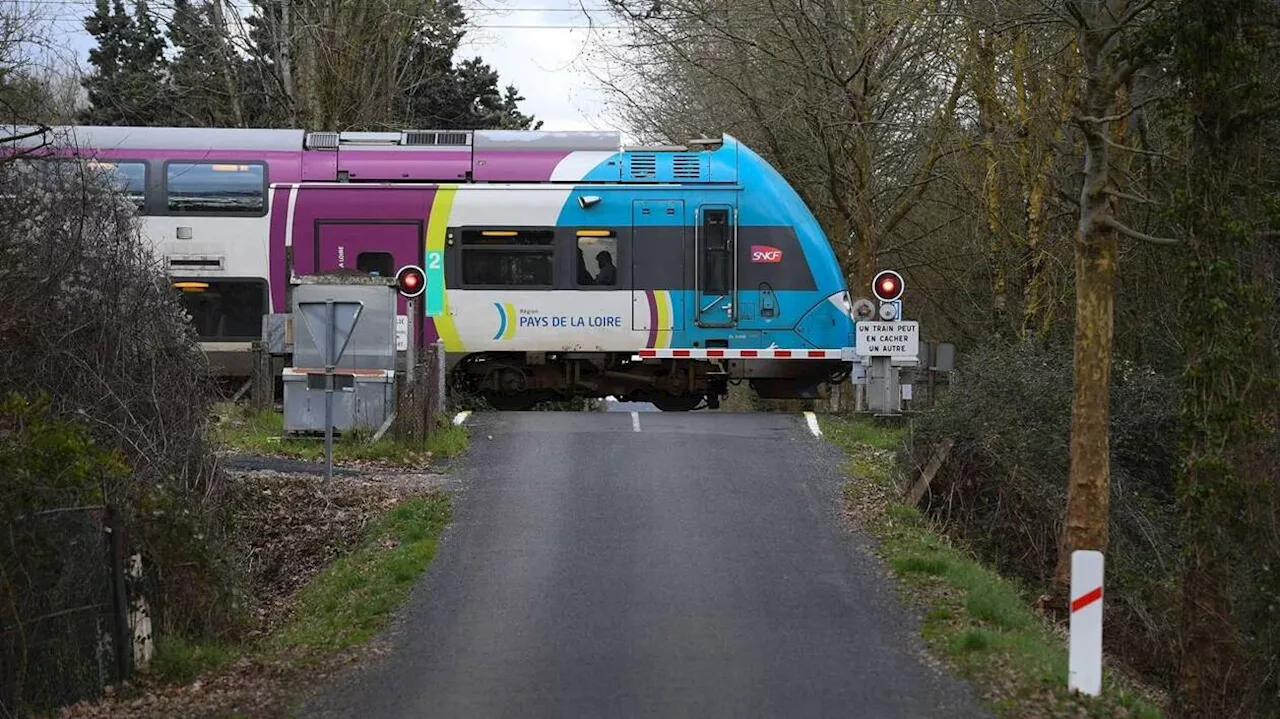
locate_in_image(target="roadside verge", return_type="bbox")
[820,416,1164,719]
[60,408,468,718]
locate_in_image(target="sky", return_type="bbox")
[457,0,624,132]
[26,0,629,133]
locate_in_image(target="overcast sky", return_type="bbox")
[30,0,628,133]
[458,0,624,132]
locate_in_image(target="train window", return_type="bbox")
[356,251,395,277]
[90,160,147,211]
[166,162,265,214]
[462,251,553,287]
[9,158,147,211]
[576,231,618,286]
[172,279,266,340]
[459,228,555,287]
[702,208,732,294]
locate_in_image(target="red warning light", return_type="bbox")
[872,270,904,302]
[395,264,426,298]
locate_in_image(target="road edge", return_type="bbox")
[818,415,1166,719]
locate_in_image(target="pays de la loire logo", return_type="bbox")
[750,245,783,263]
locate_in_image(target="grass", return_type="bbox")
[149,636,236,684]
[822,415,1164,719]
[269,494,452,658]
[122,492,453,717]
[214,403,468,466]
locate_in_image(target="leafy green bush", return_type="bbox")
[0,393,128,712]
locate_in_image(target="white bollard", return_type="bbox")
[1069,550,1105,696]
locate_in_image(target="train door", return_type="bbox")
[311,220,425,342]
[695,205,737,327]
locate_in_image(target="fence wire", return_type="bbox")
[1,505,129,716]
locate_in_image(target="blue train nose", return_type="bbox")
[795,291,858,349]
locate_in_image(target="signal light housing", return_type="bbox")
[872,270,904,302]
[395,264,426,298]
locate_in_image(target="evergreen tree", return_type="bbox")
[498,86,541,131]
[80,0,172,125]
[410,55,539,130]
[168,0,245,127]
[242,0,537,131]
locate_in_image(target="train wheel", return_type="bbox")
[484,392,537,411]
[651,393,703,412]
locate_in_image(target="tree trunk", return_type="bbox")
[853,223,878,300]
[1053,31,1122,590]
[210,0,244,126]
[271,0,296,125]
[972,24,1006,334]
[1057,219,1116,589]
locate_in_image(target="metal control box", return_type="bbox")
[283,278,398,435]
[291,280,397,371]
[282,368,394,434]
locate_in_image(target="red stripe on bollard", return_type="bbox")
[1071,586,1103,613]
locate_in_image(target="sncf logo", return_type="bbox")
[750,245,784,263]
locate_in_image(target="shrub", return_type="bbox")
[912,339,1180,684]
[0,393,127,712]
[0,148,239,698]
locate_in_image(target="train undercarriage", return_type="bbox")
[450,352,848,411]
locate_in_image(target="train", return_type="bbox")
[8,125,859,410]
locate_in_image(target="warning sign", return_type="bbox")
[855,321,919,357]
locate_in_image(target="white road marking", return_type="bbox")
[804,411,823,438]
[452,411,471,426]
[631,411,641,432]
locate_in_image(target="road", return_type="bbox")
[304,411,988,718]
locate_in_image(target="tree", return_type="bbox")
[599,0,964,292]
[1052,0,1170,592]
[1,0,81,127]
[80,0,172,126]
[168,0,244,126]
[411,57,540,130]
[954,4,1081,339]
[1159,0,1280,713]
[242,0,538,131]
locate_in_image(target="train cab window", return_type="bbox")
[172,279,266,340]
[702,208,732,294]
[460,229,555,287]
[575,231,618,287]
[166,162,265,214]
[356,251,395,277]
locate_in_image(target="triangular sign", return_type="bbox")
[297,300,364,366]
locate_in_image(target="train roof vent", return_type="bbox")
[402,130,472,146]
[305,131,339,150]
[687,135,724,151]
[626,153,657,181]
[339,131,402,145]
[672,153,704,180]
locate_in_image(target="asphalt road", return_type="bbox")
[304,411,988,719]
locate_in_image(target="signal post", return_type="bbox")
[853,270,920,415]
[393,264,429,442]
[396,264,426,382]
